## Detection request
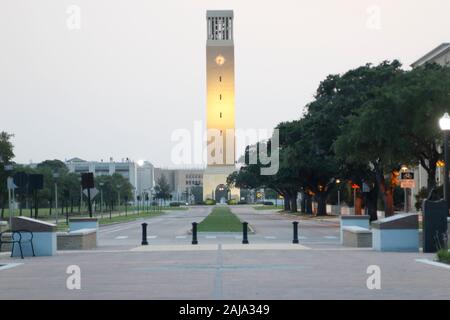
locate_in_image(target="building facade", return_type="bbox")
[65,158,155,200]
[154,167,204,203]
[203,10,239,202]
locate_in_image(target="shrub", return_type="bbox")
[263,201,274,206]
[169,202,181,207]
[238,200,248,205]
[437,249,450,264]
[205,199,216,205]
[227,199,237,205]
[195,201,206,205]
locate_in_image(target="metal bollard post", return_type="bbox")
[292,221,299,244]
[141,223,148,245]
[192,222,198,245]
[242,222,249,244]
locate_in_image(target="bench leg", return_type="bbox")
[30,240,36,257]
[18,242,24,259]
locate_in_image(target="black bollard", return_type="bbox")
[242,222,249,244]
[192,222,198,245]
[141,223,148,245]
[292,221,299,244]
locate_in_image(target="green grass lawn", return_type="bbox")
[253,205,284,211]
[198,207,248,232]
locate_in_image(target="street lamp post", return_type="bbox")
[336,179,341,214]
[116,184,121,215]
[99,182,104,218]
[439,112,450,210]
[53,172,59,225]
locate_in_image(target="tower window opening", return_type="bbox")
[219,94,222,100]
[220,112,222,118]
[219,76,222,82]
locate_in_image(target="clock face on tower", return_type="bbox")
[215,55,225,66]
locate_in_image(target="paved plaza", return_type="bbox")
[0,206,449,299]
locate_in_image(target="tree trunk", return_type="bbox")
[283,194,291,211]
[366,187,378,221]
[300,192,306,213]
[355,192,363,215]
[305,193,313,214]
[427,162,437,193]
[316,192,327,216]
[374,166,395,217]
[290,195,297,213]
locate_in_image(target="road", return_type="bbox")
[97,205,340,248]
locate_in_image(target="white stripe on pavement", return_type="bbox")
[115,236,129,240]
[176,236,187,239]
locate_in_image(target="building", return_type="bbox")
[411,43,450,68]
[154,167,204,203]
[65,158,155,200]
[203,10,240,202]
[408,43,450,208]
[136,161,155,197]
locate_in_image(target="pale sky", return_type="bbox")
[2,0,450,167]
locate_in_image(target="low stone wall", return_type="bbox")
[0,232,12,252]
[11,217,57,257]
[342,226,372,248]
[69,218,99,243]
[340,215,370,244]
[57,228,97,250]
[372,214,419,252]
[0,221,8,233]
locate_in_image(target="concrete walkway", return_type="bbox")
[0,205,449,299]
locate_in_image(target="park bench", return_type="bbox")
[57,228,97,250]
[0,230,36,259]
[342,226,372,248]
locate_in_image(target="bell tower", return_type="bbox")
[203,10,239,202]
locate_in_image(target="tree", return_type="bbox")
[0,132,15,218]
[392,63,450,192]
[154,175,171,204]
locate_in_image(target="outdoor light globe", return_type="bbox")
[439,112,450,131]
[137,159,144,167]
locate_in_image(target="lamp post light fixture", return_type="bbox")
[335,179,341,212]
[439,112,450,210]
